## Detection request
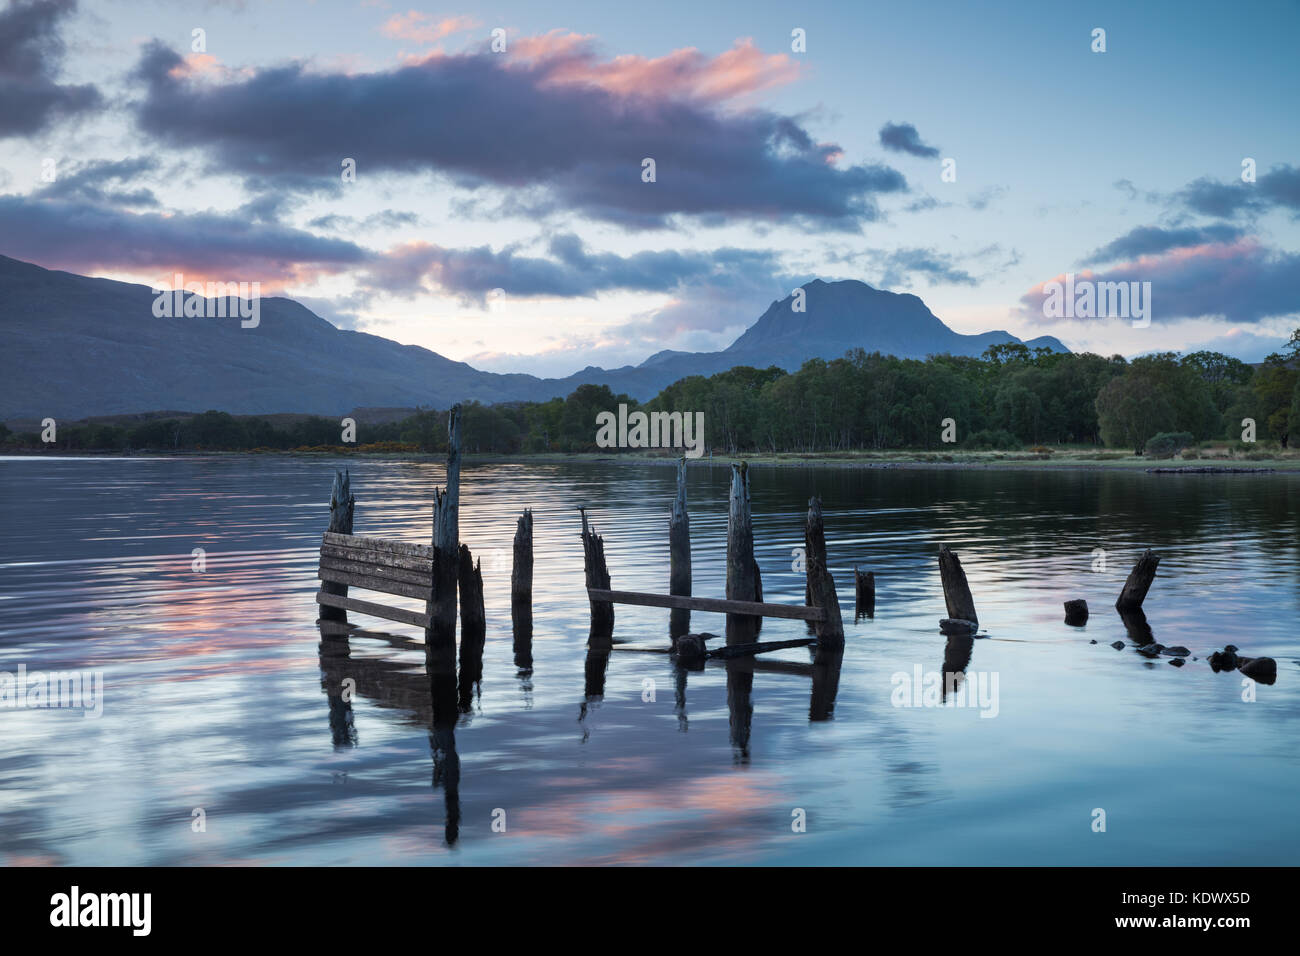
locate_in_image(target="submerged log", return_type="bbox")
[937,546,978,628]
[581,508,614,644]
[1064,598,1089,626]
[428,405,462,648]
[708,637,816,660]
[1115,549,1160,611]
[854,566,875,620]
[805,497,845,656]
[725,463,760,643]
[319,470,356,622]
[669,457,691,640]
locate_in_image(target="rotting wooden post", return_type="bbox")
[805,496,845,656]
[319,470,355,622]
[457,544,485,707]
[937,546,978,629]
[669,457,691,640]
[854,566,875,620]
[511,509,533,661]
[1115,549,1160,611]
[581,508,614,644]
[726,462,760,643]
[428,405,462,648]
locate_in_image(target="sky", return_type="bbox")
[1,0,1298,377]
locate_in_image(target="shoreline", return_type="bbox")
[4,448,1297,474]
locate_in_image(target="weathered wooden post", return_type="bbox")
[457,545,485,711]
[726,462,760,644]
[319,470,355,622]
[804,496,845,656]
[854,566,875,620]
[1115,549,1160,611]
[427,405,461,648]
[669,457,691,640]
[512,509,533,662]
[580,508,614,644]
[937,545,978,629]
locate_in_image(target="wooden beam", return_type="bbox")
[323,531,431,558]
[320,544,432,572]
[318,568,434,601]
[707,637,816,659]
[587,588,826,621]
[316,592,430,628]
[319,555,432,587]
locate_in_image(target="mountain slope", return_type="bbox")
[0,256,1066,420]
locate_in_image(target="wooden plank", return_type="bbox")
[319,555,431,587]
[320,544,432,572]
[323,531,432,559]
[316,592,430,628]
[588,588,826,621]
[318,568,433,601]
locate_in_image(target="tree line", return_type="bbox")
[4,335,1298,455]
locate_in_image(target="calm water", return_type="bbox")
[1,456,1297,865]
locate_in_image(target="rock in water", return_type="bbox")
[1240,657,1277,683]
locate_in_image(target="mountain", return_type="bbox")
[0,255,1066,421]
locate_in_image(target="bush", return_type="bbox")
[1145,431,1194,459]
[965,429,1022,451]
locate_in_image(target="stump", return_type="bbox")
[456,545,485,711]
[937,546,978,628]
[1064,598,1089,626]
[428,405,462,649]
[1115,549,1160,611]
[319,470,355,622]
[511,509,533,659]
[669,457,691,640]
[805,496,845,657]
[854,566,875,620]
[581,508,614,644]
[725,463,760,643]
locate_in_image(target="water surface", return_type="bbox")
[1,456,1297,865]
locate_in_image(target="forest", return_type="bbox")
[5,337,1298,456]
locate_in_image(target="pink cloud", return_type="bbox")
[381,11,479,45]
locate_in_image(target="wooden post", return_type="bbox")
[669,457,691,640]
[1115,549,1160,611]
[726,462,760,643]
[457,545,485,711]
[511,509,533,663]
[804,496,845,655]
[428,405,461,648]
[581,508,614,644]
[937,546,978,628]
[319,470,355,622]
[1064,598,1089,625]
[854,566,875,620]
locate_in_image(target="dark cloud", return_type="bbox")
[308,210,421,232]
[0,0,102,137]
[0,193,369,280]
[1176,165,1300,219]
[878,121,940,159]
[1021,240,1300,325]
[1083,223,1246,264]
[875,247,977,287]
[361,233,783,302]
[35,157,160,207]
[130,41,906,230]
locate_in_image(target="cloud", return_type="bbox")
[360,232,784,302]
[380,12,479,45]
[129,36,905,230]
[0,0,102,137]
[1176,165,1300,219]
[1082,223,1246,264]
[1021,238,1300,326]
[0,193,369,284]
[34,157,160,207]
[878,121,939,159]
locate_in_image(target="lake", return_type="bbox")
[1,455,1297,865]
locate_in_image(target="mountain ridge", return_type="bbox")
[0,254,1067,421]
